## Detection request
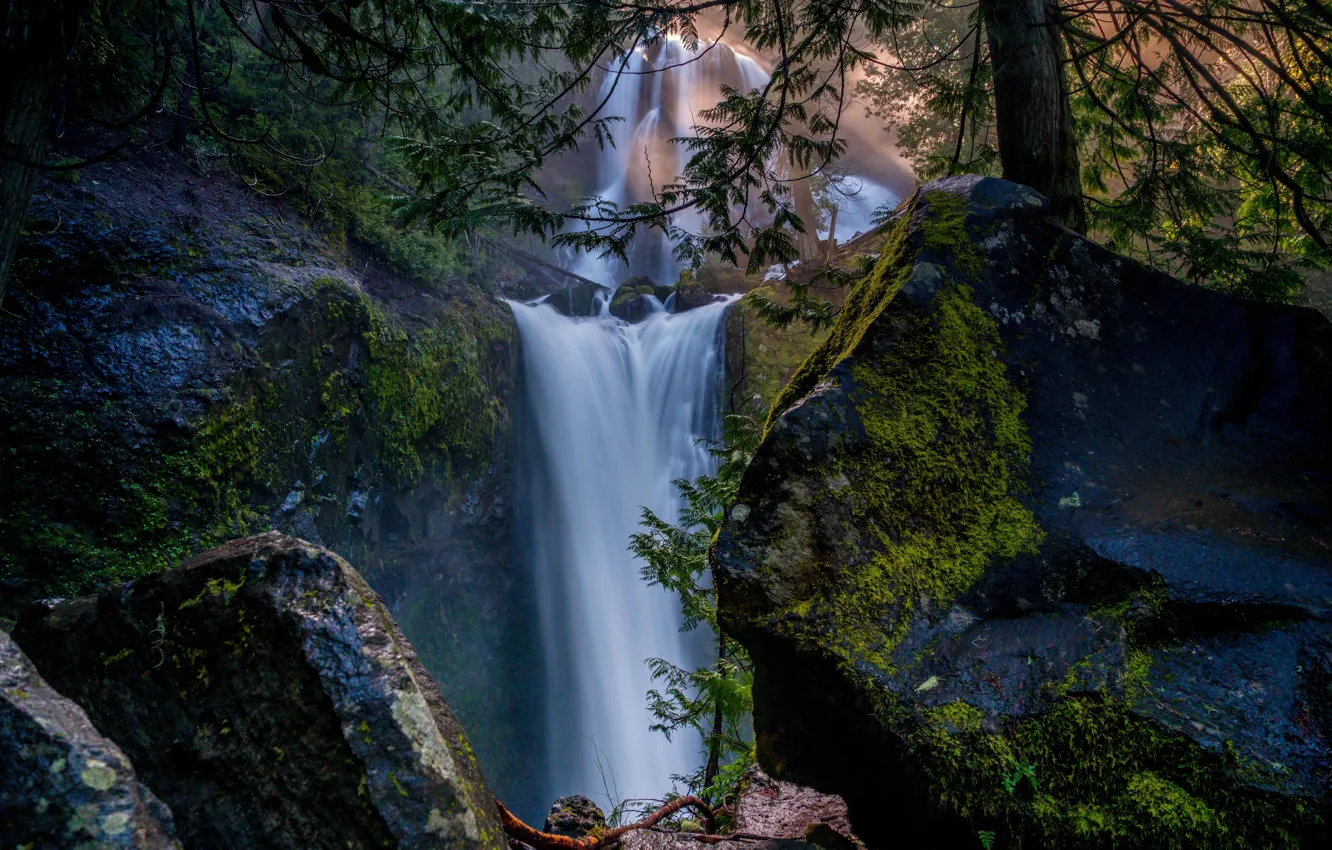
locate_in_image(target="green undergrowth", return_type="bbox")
[0,278,506,604]
[900,694,1320,848]
[727,300,827,413]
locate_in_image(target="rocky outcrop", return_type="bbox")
[715,176,1332,848]
[0,145,543,815]
[12,533,505,849]
[2,629,178,848]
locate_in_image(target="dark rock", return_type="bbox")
[609,277,666,322]
[12,532,505,850]
[1,145,543,817]
[547,283,613,317]
[542,794,605,838]
[714,176,1332,848]
[672,279,719,313]
[1,629,178,848]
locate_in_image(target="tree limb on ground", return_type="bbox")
[496,796,717,850]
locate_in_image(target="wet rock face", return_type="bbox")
[714,176,1332,847]
[12,533,504,850]
[542,795,606,838]
[1,629,178,848]
[0,147,542,818]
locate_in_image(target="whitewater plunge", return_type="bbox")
[509,297,731,808]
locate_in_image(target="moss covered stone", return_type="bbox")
[0,272,509,605]
[813,282,1042,668]
[714,176,1332,847]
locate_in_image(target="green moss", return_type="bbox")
[101,648,134,666]
[828,284,1041,666]
[766,189,990,427]
[766,198,919,426]
[610,282,657,306]
[754,187,1042,668]
[360,297,499,487]
[1113,772,1227,847]
[918,190,985,279]
[178,574,246,609]
[0,390,268,598]
[897,695,1318,848]
[771,280,1041,669]
[1122,650,1153,701]
[0,275,508,605]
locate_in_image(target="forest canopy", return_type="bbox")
[2,0,1330,304]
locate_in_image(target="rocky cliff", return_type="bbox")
[0,146,544,813]
[714,177,1332,848]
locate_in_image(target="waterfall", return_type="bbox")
[570,37,770,289]
[509,297,732,809]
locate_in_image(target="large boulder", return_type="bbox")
[1,629,178,848]
[12,532,505,849]
[714,177,1332,848]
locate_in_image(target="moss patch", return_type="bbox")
[815,283,1041,667]
[766,197,920,427]
[757,192,1040,668]
[899,695,1318,848]
[0,277,508,603]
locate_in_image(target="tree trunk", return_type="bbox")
[980,0,1086,231]
[701,632,727,795]
[0,0,87,305]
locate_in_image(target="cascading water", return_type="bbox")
[571,36,769,288]
[509,297,732,808]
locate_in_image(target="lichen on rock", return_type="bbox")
[2,629,178,848]
[11,532,505,850]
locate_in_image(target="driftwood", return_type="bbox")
[496,796,717,850]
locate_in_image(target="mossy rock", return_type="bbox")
[0,150,543,819]
[12,533,506,850]
[714,177,1332,848]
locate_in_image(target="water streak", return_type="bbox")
[509,298,733,807]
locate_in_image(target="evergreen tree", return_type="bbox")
[4,1,1330,303]
[858,0,1332,301]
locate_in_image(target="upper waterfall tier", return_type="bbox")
[569,37,769,288]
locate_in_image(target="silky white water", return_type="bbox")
[571,36,770,288]
[509,297,731,808]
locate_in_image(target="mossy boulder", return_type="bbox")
[714,176,1332,848]
[543,795,606,839]
[2,629,179,848]
[12,532,505,849]
[608,276,669,322]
